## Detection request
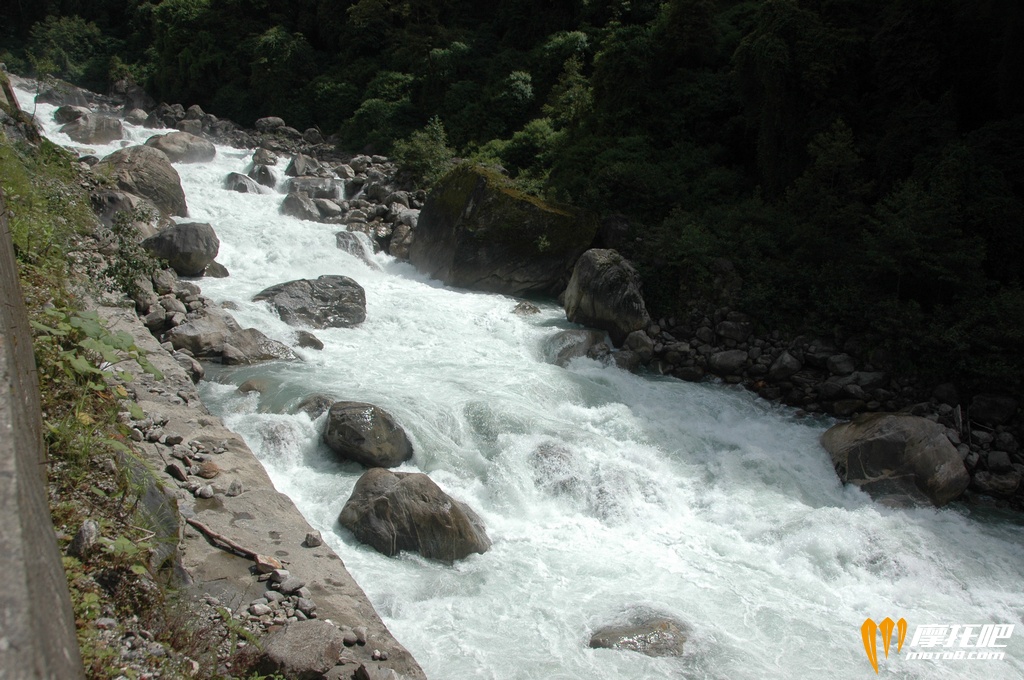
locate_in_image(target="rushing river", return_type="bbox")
[17,82,1024,679]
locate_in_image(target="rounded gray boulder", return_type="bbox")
[145,131,216,163]
[141,222,220,277]
[339,468,491,562]
[253,275,366,329]
[322,402,413,468]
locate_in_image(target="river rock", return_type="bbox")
[221,328,297,365]
[339,468,491,562]
[60,113,123,144]
[589,612,688,657]
[545,329,609,367]
[256,620,346,679]
[971,471,1021,498]
[336,231,380,270]
[249,163,276,189]
[409,164,597,296]
[255,116,285,133]
[34,79,89,107]
[563,249,650,347]
[970,394,1018,426]
[141,222,220,277]
[145,131,216,163]
[253,275,366,328]
[295,330,324,350]
[768,351,802,381]
[281,191,320,221]
[286,153,323,177]
[322,402,413,467]
[224,172,266,194]
[53,105,89,124]
[821,413,970,506]
[708,349,748,376]
[165,306,242,357]
[95,145,188,217]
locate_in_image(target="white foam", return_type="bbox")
[19,81,1024,679]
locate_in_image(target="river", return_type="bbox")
[17,82,1024,679]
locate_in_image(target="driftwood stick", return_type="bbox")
[185,517,258,559]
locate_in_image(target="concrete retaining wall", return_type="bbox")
[0,188,85,678]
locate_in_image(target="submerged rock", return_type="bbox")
[339,468,491,562]
[590,612,688,657]
[544,329,609,367]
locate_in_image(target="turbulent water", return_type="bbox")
[19,83,1024,679]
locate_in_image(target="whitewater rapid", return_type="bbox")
[18,83,1024,679]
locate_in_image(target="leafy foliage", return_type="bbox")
[4,0,1024,388]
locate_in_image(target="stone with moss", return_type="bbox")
[409,164,598,297]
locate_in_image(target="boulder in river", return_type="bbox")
[544,329,609,367]
[253,275,366,328]
[141,222,220,277]
[820,413,970,507]
[60,113,124,144]
[589,610,689,657]
[95,145,188,217]
[221,328,297,365]
[409,164,598,296]
[563,249,650,347]
[322,402,413,468]
[145,131,216,163]
[224,172,266,194]
[339,468,491,562]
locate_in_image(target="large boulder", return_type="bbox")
[563,249,650,347]
[60,113,124,144]
[820,413,970,506]
[322,402,413,467]
[95,145,188,216]
[256,620,346,679]
[221,328,297,365]
[141,222,220,277]
[409,164,598,296]
[280,191,321,222]
[144,131,216,163]
[165,307,242,357]
[589,612,688,657]
[253,275,366,328]
[339,468,491,562]
[224,172,266,194]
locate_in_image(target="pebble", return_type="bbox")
[164,434,184,446]
[96,617,118,630]
[195,485,214,499]
[269,568,290,583]
[249,603,272,617]
[304,530,323,548]
[226,480,243,496]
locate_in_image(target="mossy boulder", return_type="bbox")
[409,164,598,296]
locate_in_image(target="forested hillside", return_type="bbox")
[3,0,1023,392]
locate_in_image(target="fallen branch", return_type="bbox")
[185,517,258,559]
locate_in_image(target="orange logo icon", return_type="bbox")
[862,617,908,673]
